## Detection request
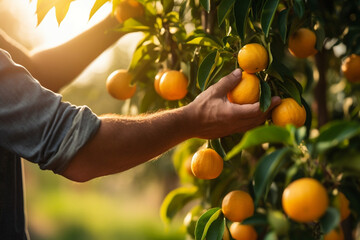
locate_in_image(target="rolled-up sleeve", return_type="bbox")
[0,49,101,174]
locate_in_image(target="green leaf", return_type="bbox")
[234,0,252,41]
[186,37,222,48]
[301,98,312,139]
[36,0,55,25]
[161,0,174,14]
[319,207,340,234]
[195,208,222,240]
[315,121,360,153]
[55,0,73,25]
[253,147,293,206]
[206,217,226,240]
[276,79,302,105]
[160,186,199,224]
[264,231,278,240]
[278,9,289,43]
[260,78,272,112]
[315,24,326,51]
[210,138,226,159]
[225,125,293,160]
[128,43,157,71]
[89,0,109,20]
[118,18,150,32]
[197,50,220,91]
[293,0,305,18]
[217,0,236,26]
[261,0,279,37]
[200,0,211,12]
[242,213,268,225]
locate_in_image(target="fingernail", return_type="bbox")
[231,68,242,78]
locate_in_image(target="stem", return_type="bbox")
[314,51,329,128]
[163,20,179,70]
[201,0,217,35]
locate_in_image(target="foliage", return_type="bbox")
[35,0,360,239]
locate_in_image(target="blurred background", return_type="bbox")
[0,0,186,239]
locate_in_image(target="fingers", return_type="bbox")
[232,96,282,119]
[212,69,242,96]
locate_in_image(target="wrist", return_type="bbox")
[180,103,200,139]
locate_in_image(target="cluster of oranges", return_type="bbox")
[219,178,351,240]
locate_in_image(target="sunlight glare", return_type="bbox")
[30,0,112,48]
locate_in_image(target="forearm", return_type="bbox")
[0,29,33,72]
[30,15,124,92]
[62,106,195,182]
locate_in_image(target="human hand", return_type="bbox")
[184,69,281,139]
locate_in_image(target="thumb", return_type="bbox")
[213,69,242,96]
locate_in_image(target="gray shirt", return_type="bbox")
[0,49,101,239]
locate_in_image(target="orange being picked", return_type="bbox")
[227,72,260,104]
[106,69,136,100]
[271,98,306,127]
[238,43,269,73]
[282,178,329,223]
[222,190,254,222]
[229,222,257,240]
[324,228,344,240]
[191,148,223,180]
[341,54,360,83]
[114,0,144,23]
[159,70,188,101]
[288,28,318,58]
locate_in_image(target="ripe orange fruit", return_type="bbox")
[282,178,329,223]
[114,0,144,24]
[238,43,269,73]
[324,228,344,240]
[341,54,360,83]
[227,72,260,104]
[288,28,318,58]
[154,69,168,97]
[271,98,306,127]
[106,69,136,100]
[338,192,351,221]
[222,190,254,222]
[159,70,188,101]
[229,222,258,240]
[191,148,223,179]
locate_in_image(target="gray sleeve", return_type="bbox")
[0,49,101,174]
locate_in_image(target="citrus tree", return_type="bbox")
[36,0,360,239]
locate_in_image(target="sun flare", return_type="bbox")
[32,0,112,47]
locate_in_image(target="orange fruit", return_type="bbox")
[282,178,329,223]
[114,0,144,23]
[229,222,258,240]
[222,190,254,222]
[159,70,188,101]
[106,69,136,100]
[324,228,344,240]
[191,148,223,179]
[341,54,360,83]
[288,28,318,58]
[338,192,351,221]
[271,98,306,127]
[227,72,260,104]
[238,43,269,73]
[154,70,168,96]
